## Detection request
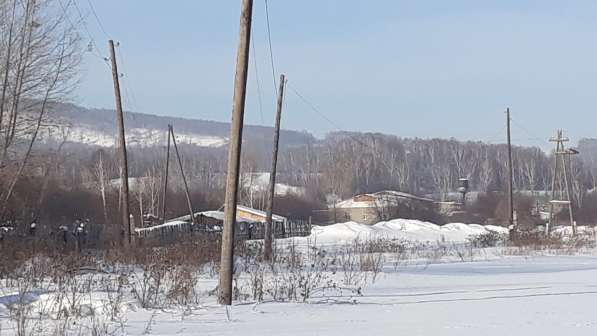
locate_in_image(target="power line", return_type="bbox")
[85,0,110,38]
[264,0,277,94]
[287,85,541,167]
[57,0,110,68]
[287,83,344,131]
[251,30,264,124]
[80,0,137,113]
[287,83,390,160]
[71,0,94,40]
[115,44,139,111]
[510,118,546,144]
[288,81,553,159]
[67,0,140,133]
[81,1,140,126]
[479,125,508,144]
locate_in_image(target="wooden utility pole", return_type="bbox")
[219,0,253,306]
[264,74,286,261]
[169,125,196,225]
[161,127,171,223]
[109,40,133,247]
[506,108,514,229]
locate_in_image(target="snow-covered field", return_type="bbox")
[4,255,594,335]
[1,220,596,335]
[120,256,597,336]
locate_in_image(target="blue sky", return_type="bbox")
[74,0,597,147]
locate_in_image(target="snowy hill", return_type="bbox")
[242,172,306,196]
[36,102,316,149]
[46,125,229,148]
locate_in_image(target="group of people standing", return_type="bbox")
[0,219,90,252]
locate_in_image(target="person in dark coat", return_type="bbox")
[29,221,37,236]
[59,225,69,245]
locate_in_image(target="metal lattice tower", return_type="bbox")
[546,130,578,236]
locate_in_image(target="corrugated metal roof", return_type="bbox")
[170,205,286,223]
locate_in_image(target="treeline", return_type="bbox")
[278,132,594,200]
[4,128,597,229]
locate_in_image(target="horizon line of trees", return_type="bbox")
[4,129,597,228]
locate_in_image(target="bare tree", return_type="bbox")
[35,122,70,217]
[0,0,82,219]
[92,150,111,225]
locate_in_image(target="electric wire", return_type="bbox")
[286,83,396,170]
[510,118,548,145]
[251,29,265,125]
[115,45,139,112]
[57,0,110,68]
[85,0,110,39]
[287,83,344,132]
[264,0,277,94]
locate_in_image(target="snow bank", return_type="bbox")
[552,225,597,238]
[293,219,509,246]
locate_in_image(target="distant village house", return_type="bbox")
[313,190,458,225]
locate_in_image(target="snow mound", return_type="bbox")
[552,225,597,238]
[301,219,509,246]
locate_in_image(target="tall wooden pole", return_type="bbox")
[169,125,196,225]
[109,40,133,247]
[161,126,171,223]
[506,108,514,228]
[219,0,253,306]
[264,74,286,261]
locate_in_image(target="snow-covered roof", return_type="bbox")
[335,198,375,209]
[171,210,260,224]
[167,204,287,224]
[135,220,189,233]
[138,209,268,233]
[334,190,434,209]
[236,205,287,222]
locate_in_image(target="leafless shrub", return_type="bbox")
[359,252,384,282]
[235,239,339,302]
[453,243,474,262]
[99,272,126,322]
[246,262,266,302]
[336,243,366,287]
[468,231,507,248]
[128,259,169,309]
[166,265,198,305]
[507,230,595,255]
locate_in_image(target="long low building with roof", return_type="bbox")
[313,190,445,225]
[135,205,297,242]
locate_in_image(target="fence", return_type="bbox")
[135,219,312,246]
[236,219,312,240]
